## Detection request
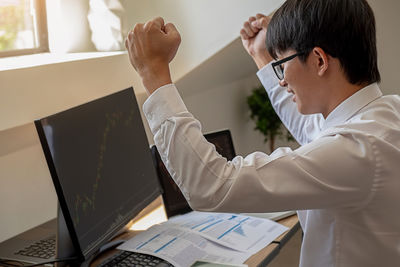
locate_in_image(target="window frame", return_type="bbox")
[0,0,48,58]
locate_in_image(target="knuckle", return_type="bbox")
[133,23,142,33]
[152,17,164,28]
[144,21,152,30]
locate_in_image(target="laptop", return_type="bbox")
[0,219,56,265]
[150,129,236,218]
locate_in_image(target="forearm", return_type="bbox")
[252,52,273,70]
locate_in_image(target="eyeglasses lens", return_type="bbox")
[275,64,284,80]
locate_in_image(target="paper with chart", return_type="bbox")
[118,212,289,267]
[167,211,288,254]
[118,224,250,267]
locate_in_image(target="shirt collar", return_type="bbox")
[322,83,383,130]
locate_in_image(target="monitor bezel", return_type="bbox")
[35,119,85,261]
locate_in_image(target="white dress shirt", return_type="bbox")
[143,62,400,267]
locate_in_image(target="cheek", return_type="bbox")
[286,64,312,90]
[284,64,303,89]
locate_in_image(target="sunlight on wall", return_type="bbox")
[46,0,66,52]
[88,0,124,51]
[46,0,95,52]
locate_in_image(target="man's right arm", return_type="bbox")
[241,14,323,145]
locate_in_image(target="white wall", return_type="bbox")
[0,123,57,241]
[368,0,400,95]
[0,53,139,131]
[121,0,285,83]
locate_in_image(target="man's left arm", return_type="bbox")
[143,83,375,212]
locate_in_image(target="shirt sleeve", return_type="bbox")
[143,84,375,213]
[257,63,324,145]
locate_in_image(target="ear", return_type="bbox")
[311,47,329,76]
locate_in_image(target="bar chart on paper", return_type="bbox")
[167,212,289,253]
[119,212,288,267]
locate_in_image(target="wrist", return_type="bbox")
[139,64,172,95]
[252,52,273,69]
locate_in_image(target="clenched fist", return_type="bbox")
[240,14,273,69]
[125,17,181,94]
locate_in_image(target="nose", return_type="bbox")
[279,79,288,87]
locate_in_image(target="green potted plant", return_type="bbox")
[247,85,293,152]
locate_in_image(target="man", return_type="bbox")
[125,0,400,266]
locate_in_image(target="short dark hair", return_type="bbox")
[266,0,380,85]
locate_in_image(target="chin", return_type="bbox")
[297,104,316,115]
[296,104,306,114]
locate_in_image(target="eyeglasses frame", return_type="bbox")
[271,52,305,80]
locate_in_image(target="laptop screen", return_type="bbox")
[35,88,161,260]
[151,129,236,218]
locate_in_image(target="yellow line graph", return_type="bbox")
[72,108,134,226]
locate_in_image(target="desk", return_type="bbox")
[245,214,300,266]
[91,214,300,267]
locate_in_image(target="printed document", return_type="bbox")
[166,211,288,253]
[118,211,288,267]
[118,225,249,267]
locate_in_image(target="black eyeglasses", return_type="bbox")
[271,52,304,80]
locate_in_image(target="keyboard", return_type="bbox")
[14,236,56,259]
[99,251,173,267]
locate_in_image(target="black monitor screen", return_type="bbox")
[35,88,161,259]
[151,129,236,218]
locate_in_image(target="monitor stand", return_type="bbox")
[55,204,131,267]
[56,204,81,267]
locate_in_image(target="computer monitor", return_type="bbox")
[151,129,236,218]
[35,87,162,264]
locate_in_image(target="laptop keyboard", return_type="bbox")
[12,238,173,266]
[99,251,174,267]
[15,236,56,259]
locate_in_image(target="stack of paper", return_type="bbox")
[118,211,288,267]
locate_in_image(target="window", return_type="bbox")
[0,0,48,57]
